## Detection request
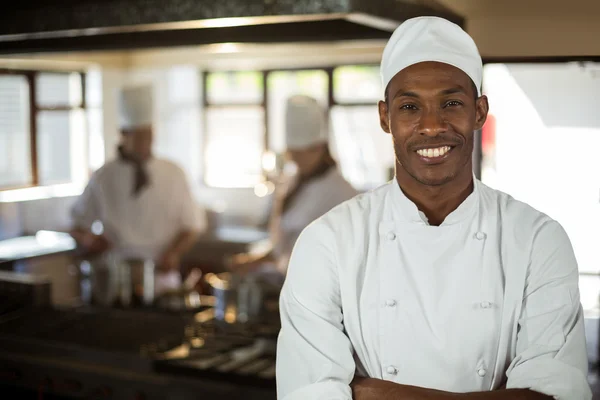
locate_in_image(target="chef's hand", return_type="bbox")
[351,376,429,400]
[157,250,181,272]
[71,230,112,255]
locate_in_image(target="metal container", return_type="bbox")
[117,258,155,307]
[88,254,155,307]
[205,272,263,323]
[156,268,205,311]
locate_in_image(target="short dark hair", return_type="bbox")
[384,80,480,104]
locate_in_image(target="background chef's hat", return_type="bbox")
[118,85,154,131]
[285,95,327,150]
[380,16,482,96]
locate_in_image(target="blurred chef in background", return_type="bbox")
[70,85,205,293]
[231,94,357,277]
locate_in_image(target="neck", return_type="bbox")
[299,154,334,181]
[395,164,474,226]
[118,146,150,163]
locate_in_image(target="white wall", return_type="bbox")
[482,63,600,277]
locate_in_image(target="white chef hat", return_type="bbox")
[118,85,154,131]
[285,95,327,150]
[380,16,482,96]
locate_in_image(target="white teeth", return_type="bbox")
[416,146,451,158]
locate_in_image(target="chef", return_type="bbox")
[230,94,357,277]
[276,17,590,400]
[70,85,205,293]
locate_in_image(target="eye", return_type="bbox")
[444,100,463,108]
[399,104,418,111]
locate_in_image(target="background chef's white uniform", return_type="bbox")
[71,157,204,261]
[71,85,205,291]
[277,179,591,400]
[270,95,357,274]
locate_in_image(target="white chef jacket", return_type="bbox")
[71,158,205,261]
[273,167,358,274]
[277,178,591,400]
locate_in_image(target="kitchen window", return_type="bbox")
[330,65,394,190]
[203,71,265,188]
[202,65,394,191]
[0,70,89,190]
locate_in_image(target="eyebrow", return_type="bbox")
[440,87,467,96]
[392,90,419,100]
[392,86,468,100]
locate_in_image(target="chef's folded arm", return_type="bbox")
[505,220,591,399]
[277,221,356,400]
[276,219,590,400]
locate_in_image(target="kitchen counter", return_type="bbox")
[0,231,75,265]
[0,305,278,400]
[0,226,268,268]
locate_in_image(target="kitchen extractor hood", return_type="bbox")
[0,0,463,54]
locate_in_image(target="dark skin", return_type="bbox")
[379,61,486,226]
[350,62,551,399]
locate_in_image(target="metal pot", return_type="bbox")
[156,268,209,311]
[87,254,155,307]
[156,288,202,311]
[205,272,263,323]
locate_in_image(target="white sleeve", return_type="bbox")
[177,171,206,233]
[506,221,592,399]
[70,174,101,229]
[276,221,355,400]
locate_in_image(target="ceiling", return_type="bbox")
[437,0,600,18]
[0,0,463,55]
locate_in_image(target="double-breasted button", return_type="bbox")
[474,232,487,240]
[386,366,398,375]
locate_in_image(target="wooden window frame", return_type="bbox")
[0,68,86,190]
[201,64,382,188]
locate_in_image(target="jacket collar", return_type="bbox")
[389,175,480,226]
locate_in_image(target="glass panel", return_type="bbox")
[204,107,265,188]
[333,65,382,104]
[36,72,82,107]
[206,71,263,104]
[85,68,103,108]
[37,111,80,184]
[267,70,328,153]
[87,108,105,172]
[330,105,394,191]
[0,75,32,188]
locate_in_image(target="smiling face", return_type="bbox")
[378,61,488,187]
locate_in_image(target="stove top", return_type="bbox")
[0,305,280,386]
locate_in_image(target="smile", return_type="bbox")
[415,146,452,159]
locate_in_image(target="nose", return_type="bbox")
[418,107,447,137]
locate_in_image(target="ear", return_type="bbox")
[378,100,391,134]
[474,95,489,131]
